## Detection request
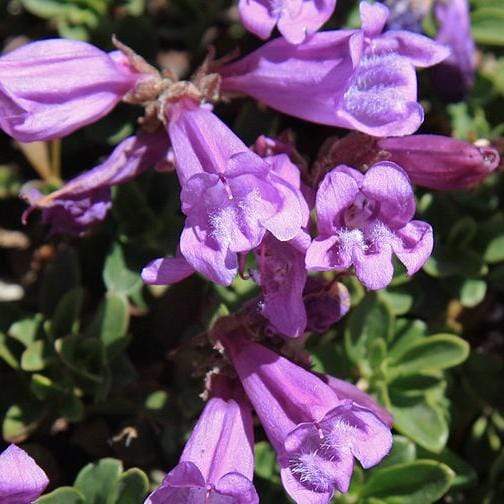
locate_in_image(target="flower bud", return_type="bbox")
[378,135,500,190]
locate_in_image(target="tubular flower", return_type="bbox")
[145,376,258,504]
[221,1,449,137]
[239,0,337,44]
[254,231,310,338]
[0,444,49,504]
[431,0,475,101]
[221,332,392,503]
[21,131,170,235]
[0,39,144,142]
[306,162,433,290]
[143,100,307,286]
[378,135,500,190]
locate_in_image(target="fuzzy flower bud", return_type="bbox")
[21,131,169,235]
[378,135,500,190]
[0,39,142,142]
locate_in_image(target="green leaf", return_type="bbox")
[424,247,487,278]
[417,447,477,489]
[115,468,149,504]
[74,458,122,504]
[59,393,85,422]
[472,7,504,46]
[103,243,142,295]
[0,332,20,369]
[21,339,53,372]
[35,487,86,504]
[390,396,449,453]
[50,287,83,338]
[388,373,445,397]
[144,390,169,411]
[361,461,454,503]
[2,401,46,443]
[87,293,130,360]
[255,441,280,484]
[345,294,394,373]
[8,315,43,347]
[484,234,504,263]
[388,319,428,362]
[30,373,64,400]
[389,334,469,375]
[39,247,81,317]
[459,278,487,308]
[376,436,417,469]
[378,289,413,316]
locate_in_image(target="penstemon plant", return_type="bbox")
[0,0,502,503]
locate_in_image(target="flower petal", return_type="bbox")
[180,225,237,286]
[392,220,433,275]
[141,255,195,285]
[277,0,337,44]
[0,445,49,504]
[353,241,394,290]
[361,162,415,228]
[238,0,277,40]
[321,401,393,469]
[382,31,451,68]
[213,473,259,504]
[316,167,361,234]
[359,1,389,37]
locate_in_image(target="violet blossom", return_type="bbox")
[0,444,49,503]
[0,39,144,142]
[378,135,500,190]
[254,231,310,338]
[221,332,392,502]
[145,375,258,504]
[306,162,433,290]
[221,1,449,137]
[143,100,307,286]
[21,131,170,235]
[239,0,337,44]
[431,0,475,101]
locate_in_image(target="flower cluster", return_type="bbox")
[0,1,499,503]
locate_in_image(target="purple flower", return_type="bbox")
[239,0,337,44]
[221,1,449,136]
[143,101,307,286]
[0,444,49,503]
[145,376,258,504]
[0,39,143,142]
[221,333,392,501]
[378,135,500,190]
[306,162,433,290]
[431,0,475,101]
[254,231,310,338]
[321,375,393,427]
[304,277,351,333]
[21,131,169,235]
